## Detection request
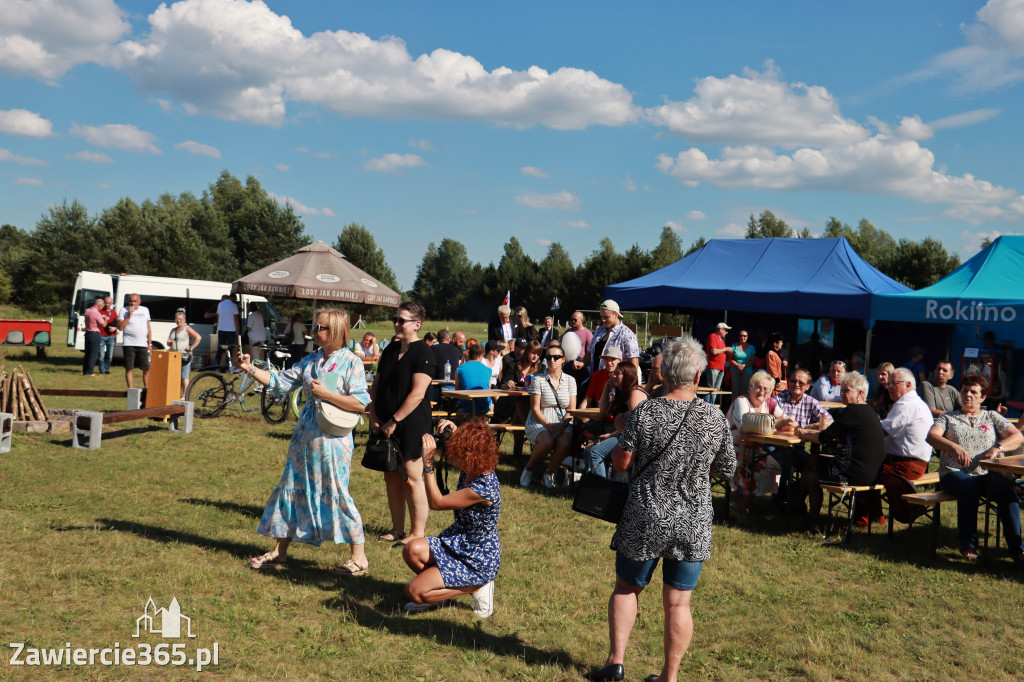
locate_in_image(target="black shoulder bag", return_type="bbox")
[572,399,694,524]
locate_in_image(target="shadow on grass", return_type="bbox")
[320,577,582,671]
[54,424,176,448]
[180,497,264,519]
[265,432,293,440]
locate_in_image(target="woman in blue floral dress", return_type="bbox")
[402,419,501,618]
[239,308,372,575]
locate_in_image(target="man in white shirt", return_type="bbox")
[810,360,846,403]
[206,294,239,370]
[245,302,266,361]
[116,293,152,389]
[860,366,934,526]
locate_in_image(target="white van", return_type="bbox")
[68,271,279,365]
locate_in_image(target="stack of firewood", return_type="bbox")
[0,365,49,421]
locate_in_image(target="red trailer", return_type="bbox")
[0,319,52,357]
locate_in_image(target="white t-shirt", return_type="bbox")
[246,310,266,342]
[217,299,239,333]
[118,306,151,347]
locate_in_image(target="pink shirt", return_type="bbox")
[84,306,104,333]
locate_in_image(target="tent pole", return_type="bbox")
[864,327,872,369]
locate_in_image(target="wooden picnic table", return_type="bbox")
[819,401,845,410]
[978,454,1024,476]
[697,387,731,395]
[568,407,602,419]
[746,430,804,447]
[444,388,525,417]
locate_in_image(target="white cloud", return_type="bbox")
[0,0,130,80]
[71,123,161,154]
[536,238,552,247]
[646,62,867,148]
[268,191,336,217]
[665,220,685,231]
[275,163,290,171]
[314,151,332,158]
[112,0,638,128]
[153,97,173,112]
[521,166,549,179]
[623,174,637,192]
[295,146,310,153]
[929,108,1002,130]
[96,182,112,189]
[409,138,435,151]
[15,177,43,186]
[716,222,746,237]
[514,190,580,211]
[174,140,221,158]
[686,210,706,220]
[558,220,590,229]
[908,0,1024,93]
[66,150,113,163]
[463,209,478,215]
[0,108,52,137]
[364,152,425,174]
[652,65,1024,223]
[0,148,47,165]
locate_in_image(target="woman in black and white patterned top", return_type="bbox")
[927,373,1023,564]
[585,337,734,682]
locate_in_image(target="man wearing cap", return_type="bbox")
[489,304,523,344]
[582,346,623,409]
[584,300,640,375]
[704,322,731,404]
[810,360,846,403]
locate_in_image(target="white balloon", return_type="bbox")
[560,330,582,360]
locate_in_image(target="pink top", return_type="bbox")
[84,306,104,333]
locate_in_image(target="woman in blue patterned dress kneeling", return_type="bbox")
[239,307,372,576]
[403,419,501,618]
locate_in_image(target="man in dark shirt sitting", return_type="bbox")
[431,328,463,380]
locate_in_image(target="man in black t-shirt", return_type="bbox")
[430,328,462,380]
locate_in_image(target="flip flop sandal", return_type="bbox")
[330,559,369,576]
[249,552,288,570]
[377,531,404,542]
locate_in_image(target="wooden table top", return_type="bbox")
[819,401,845,409]
[746,430,804,446]
[568,407,602,419]
[978,454,1024,475]
[445,388,524,399]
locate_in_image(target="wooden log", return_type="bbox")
[19,370,44,421]
[19,365,47,417]
[37,388,129,398]
[15,374,29,420]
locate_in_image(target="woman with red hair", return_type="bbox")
[402,419,501,618]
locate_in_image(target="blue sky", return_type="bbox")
[2,0,1024,289]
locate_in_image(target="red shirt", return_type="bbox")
[587,368,610,404]
[99,308,118,336]
[706,333,726,370]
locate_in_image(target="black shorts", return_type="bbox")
[124,346,151,371]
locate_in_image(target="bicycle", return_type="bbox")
[259,341,305,424]
[186,342,287,419]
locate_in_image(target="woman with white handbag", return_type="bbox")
[238,308,371,576]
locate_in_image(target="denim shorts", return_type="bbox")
[615,553,703,591]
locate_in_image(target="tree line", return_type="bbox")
[0,173,961,323]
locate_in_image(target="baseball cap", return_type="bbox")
[484,340,501,353]
[601,346,623,360]
[514,337,529,348]
[600,300,621,316]
[716,322,732,330]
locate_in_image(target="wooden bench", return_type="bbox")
[898,490,957,559]
[72,401,193,450]
[41,387,146,411]
[820,482,885,546]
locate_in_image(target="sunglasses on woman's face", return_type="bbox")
[312,323,328,333]
[546,354,564,361]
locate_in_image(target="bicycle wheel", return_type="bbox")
[261,386,290,424]
[290,386,306,420]
[236,373,263,414]
[186,371,229,418]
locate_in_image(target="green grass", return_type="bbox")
[1,316,1024,680]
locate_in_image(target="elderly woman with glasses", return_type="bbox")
[519,347,577,489]
[927,374,1024,564]
[727,370,793,520]
[586,337,734,682]
[795,371,886,532]
[240,308,371,574]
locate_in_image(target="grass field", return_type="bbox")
[1,312,1023,680]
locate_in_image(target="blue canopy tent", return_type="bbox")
[605,237,910,364]
[606,237,909,323]
[870,235,1024,326]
